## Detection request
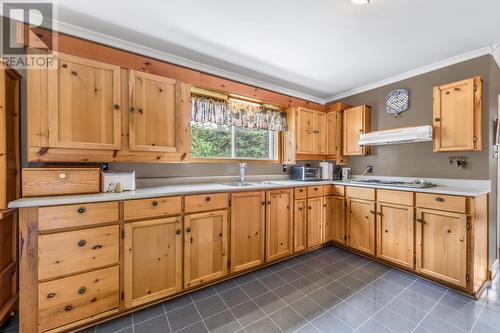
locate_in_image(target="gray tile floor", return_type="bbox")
[2,246,500,333]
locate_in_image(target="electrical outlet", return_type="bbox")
[367,165,373,174]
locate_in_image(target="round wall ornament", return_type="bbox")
[386,88,409,117]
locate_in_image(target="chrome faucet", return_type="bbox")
[239,162,247,183]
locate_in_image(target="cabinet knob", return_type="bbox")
[176,230,181,235]
[77,207,86,214]
[47,292,56,299]
[434,117,441,122]
[267,201,271,205]
[151,201,159,207]
[261,201,266,206]
[205,196,211,202]
[186,227,191,233]
[298,207,303,211]
[113,104,120,110]
[385,230,388,233]
[435,197,445,202]
[77,240,87,247]
[323,204,327,207]
[416,218,422,223]
[59,173,67,179]
[308,206,312,210]
[78,287,87,295]
[65,305,73,312]
[447,229,452,233]
[299,189,304,192]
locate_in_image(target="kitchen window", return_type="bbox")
[191,121,278,160]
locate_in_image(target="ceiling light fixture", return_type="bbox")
[350,0,371,4]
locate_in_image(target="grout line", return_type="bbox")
[162,302,174,333]
[468,301,487,333]
[410,289,449,333]
[191,298,211,333]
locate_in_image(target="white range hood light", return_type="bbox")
[350,0,371,4]
[359,125,433,146]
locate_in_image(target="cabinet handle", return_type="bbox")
[78,287,87,295]
[308,206,312,210]
[47,293,56,299]
[261,201,266,206]
[186,227,191,233]
[323,204,327,207]
[113,104,120,110]
[151,200,159,207]
[77,207,86,214]
[176,230,181,235]
[435,197,445,202]
[205,196,211,202]
[447,229,452,233]
[416,218,422,223]
[92,245,103,250]
[434,117,441,122]
[65,305,73,312]
[384,230,388,233]
[77,240,87,247]
[267,201,271,205]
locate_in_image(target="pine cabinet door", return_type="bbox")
[293,199,307,252]
[266,189,293,262]
[415,208,467,288]
[347,198,375,255]
[230,191,265,273]
[296,108,315,154]
[323,196,334,243]
[128,71,178,152]
[307,197,323,248]
[376,203,414,269]
[326,112,337,156]
[184,210,228,288]
[315,112,327,154]
[433,77,482,152]
[123,217,182,308]
[48,53,121,150]
[331,196,346,244]
[343,105,370,156]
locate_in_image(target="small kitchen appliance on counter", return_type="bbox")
[101,171,136,192]
[341,168,352,180]
[291,166,322,181]
[319,162,334,180]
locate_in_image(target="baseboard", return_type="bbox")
[489,258,499,280]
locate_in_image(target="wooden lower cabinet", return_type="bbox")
[307,197,323,248]
[376,202,414,269]
[230,192,265,273]
[0,210,17,327]
[347,198,375,255]
[331,196,346,244]
[123,217,183,308]
[184,210,228,288]
[293,199,307,252]
[323,196,333,243]
[266,189,293,262]
[415,208,467,288]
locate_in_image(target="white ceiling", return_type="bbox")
[54,0,500,103]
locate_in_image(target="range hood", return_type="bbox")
[359,125,432,146]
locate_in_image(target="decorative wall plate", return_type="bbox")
[386,88,409,117]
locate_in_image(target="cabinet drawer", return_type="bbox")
[39,202,119,231]
[377,189,413,206]
[38,225,119,280]
[185,193,228,213]
[346,186,375,200]
[38,266,119,332]
[294,187,307,199]
[325,185,345,197]
[124,196,182,221]
[307,186,324,198]
[22,168,100,197]
[416,193,466,213]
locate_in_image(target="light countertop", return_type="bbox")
[8,178,490,208]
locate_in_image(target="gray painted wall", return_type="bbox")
[336,55,499,267]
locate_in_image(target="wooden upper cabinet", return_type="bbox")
[343,105,370,156]
[326,112,337,156]
[296,107,315,154]
[347,198,375,255]
[230,191,265,273]
[266,189,293,262]
[415,208,467,288]
[433,77,482,152]
[48,53,121,150]
[376,202,414,269]
[184,210,228,288]
[128,71,178,152]
[315,112,327,154]
[123,217,182,308]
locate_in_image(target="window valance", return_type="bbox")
[191,95,288,131]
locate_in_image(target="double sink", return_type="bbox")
[221,181,289,188]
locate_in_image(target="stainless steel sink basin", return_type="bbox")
[222,182,257,187]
